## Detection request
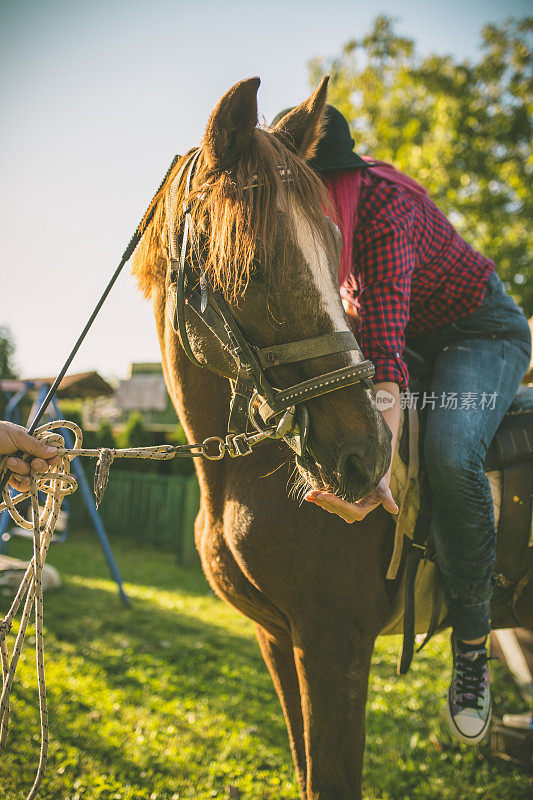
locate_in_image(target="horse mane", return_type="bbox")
[131,128,336,302]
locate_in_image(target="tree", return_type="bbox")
[0,327,17,418]
[309,16,532,314]
[0,327,16,380]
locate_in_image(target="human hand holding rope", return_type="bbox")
[0,422,58,492]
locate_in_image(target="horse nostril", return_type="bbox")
[337,449,377,498]
[338,451,364,481]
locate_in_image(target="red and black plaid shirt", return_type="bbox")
[330,169,494,391]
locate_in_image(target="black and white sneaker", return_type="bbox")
[445,634,492,745]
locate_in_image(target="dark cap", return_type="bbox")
[271,104,370,174]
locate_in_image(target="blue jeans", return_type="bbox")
[406,272,531,640]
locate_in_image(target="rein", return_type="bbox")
[0,145,375,798]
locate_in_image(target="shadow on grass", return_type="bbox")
[1,531,296,798]
[44,578,285,743]
[1,530,531,800]
[44,526,211,596]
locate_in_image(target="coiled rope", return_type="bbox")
[0,418,275,799]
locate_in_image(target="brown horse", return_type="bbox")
[133,76,396,799]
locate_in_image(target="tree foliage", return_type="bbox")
[0,326,16,380]
[309,16,532,314]
[0,326,17,418]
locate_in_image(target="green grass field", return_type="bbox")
[0,529,531,800]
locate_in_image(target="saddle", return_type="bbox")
[380,353,533,675]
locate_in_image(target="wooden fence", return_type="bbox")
[70,471,200,564]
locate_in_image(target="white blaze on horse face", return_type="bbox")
[289,201,364,366]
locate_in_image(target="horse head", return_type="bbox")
[134,76,391,502]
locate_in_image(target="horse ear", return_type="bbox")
[203,77,260,171]
[272,76,329,160]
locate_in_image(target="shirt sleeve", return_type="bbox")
[353,216,415,392]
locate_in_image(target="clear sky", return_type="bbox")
[1,0,530,380]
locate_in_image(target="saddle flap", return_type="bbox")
[485,386,533,471]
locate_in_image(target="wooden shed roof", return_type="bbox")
[1,371,114,399]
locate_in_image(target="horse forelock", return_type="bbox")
[131,130,337,303]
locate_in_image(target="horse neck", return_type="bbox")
[176,356,229,445]
[159,324,233,497]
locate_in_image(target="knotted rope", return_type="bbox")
[0,418,275,799]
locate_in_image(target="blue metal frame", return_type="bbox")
[0,381,129,605]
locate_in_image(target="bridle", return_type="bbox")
[166,148,375,463]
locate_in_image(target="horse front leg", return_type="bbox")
[292,616,376,800]
[255,624,307,797]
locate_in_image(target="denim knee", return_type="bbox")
[424,435,478,495]
[424,439,496,570]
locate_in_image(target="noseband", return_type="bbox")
[166,148,375,461]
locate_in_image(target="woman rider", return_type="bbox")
[271,105,531,744]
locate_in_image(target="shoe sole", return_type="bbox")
[445,692,492,745]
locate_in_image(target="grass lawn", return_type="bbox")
[0,529,531,800]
